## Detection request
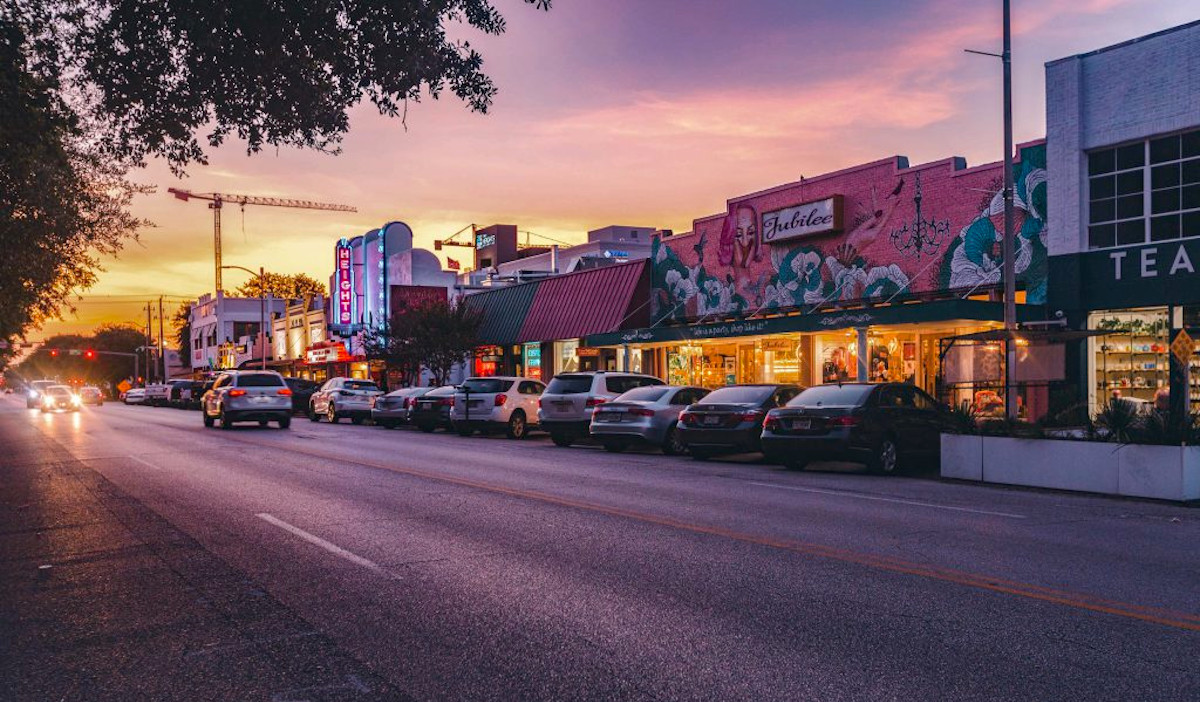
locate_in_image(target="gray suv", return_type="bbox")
[202,371,293,430]
[537,371,664,447]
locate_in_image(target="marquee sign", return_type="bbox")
[761,196,843,244]
[306,342,351,365]
[335,241,353,325]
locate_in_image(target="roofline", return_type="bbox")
[1046,19,1200,67]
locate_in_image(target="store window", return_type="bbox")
[523,343,542,381]
[555,339,580,373]
[815,334,857,383]
[1089,308,1169,410]
[1088,128,1200,248]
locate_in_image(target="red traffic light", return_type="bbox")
[84,349,96,360]
[49,349,59,357]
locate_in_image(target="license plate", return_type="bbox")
[418,402,432,410]
[792,419,811,430]
[468,400,483,407]
[596,412,617,422]
[252,396,272,404]
[703,415,721,426]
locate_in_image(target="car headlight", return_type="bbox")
[29,391,37,399]
[42,397,54,407]
[71,395,82,406]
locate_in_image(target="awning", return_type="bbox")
[943,327,1109,343]
[461,278,541,346]
[517,260,648,343]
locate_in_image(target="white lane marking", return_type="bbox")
[255,513,398,578]
[746,481,1027,519]
[128,455,164,470]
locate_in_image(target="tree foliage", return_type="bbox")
[234,272,327,301]
[171,302,192,361]
[10,323,147,394]
[363,299,481,386]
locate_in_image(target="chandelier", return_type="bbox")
[890,172,950,260]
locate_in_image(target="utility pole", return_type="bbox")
[145,303,154,383]
[1002,0,1017,420]
[159,296,167,381]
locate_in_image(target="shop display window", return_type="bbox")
[555,339,580,374]
[1090,308,1169,410]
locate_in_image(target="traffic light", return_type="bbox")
[49,348,59,358]
[84,349,96,360]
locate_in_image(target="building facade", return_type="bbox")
[189,291,288,372]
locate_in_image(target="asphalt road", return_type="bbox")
[2,395,1199,701]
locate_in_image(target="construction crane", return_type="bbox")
[168,188,357,293]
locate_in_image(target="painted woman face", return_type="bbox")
[735,207,756,242]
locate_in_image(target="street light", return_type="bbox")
[222,265,268,370]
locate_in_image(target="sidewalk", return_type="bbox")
[0,408,403,701]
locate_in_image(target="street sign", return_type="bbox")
[117,380,132,393]
[1171,329,1194,365]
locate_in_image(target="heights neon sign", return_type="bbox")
[335,242,353,325]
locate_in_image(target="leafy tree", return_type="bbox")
[171,302,193,361]
[234,273,326,301]
[11,324,147,394]
[364,299,481,386]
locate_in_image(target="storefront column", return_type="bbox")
[856,328,869,382]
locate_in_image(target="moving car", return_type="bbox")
[40,385,80,412]
[676,384,802,460]
[123,388,147,405]
[589,385,710,454]
[761,383,956,474]
[538,372,665,447]
[409,385,458,432]
[79,386,104,406]
[450,376,545,439]
[370,386,432,428]
[26,380,57,409]
[202,371,293,430]
[308,377,383,424]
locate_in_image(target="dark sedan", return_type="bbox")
[409,385,457,432]
[284,377,320,415]
[676,384,802,460]
[761,383,956,474]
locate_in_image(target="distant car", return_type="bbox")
[143,382,173,407]
[308,377,383,424]
[538,372,665,447]
[284,377,320,415]
[26,380,57,409]
[589,385,710,454]
[167,379,203,409]
[123,388,147,405]
[202,371,292,430]
[409,385,458,432]
[676,384,802,460]
[371,386,432,428]
[40,385,79,412]
[762,383,956,474]
[79,386,104,406]
[451,376,545,439]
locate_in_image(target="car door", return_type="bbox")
[518,381,544,421]
[875,385,912,449]
[907,387,944,456]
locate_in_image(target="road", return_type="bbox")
[2,395,1198,701]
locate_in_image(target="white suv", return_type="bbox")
[309,377,383,424]
[450,376,545,439]
[538,372,665,447]
[202,371,292,430]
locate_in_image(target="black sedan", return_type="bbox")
[676,384,802,460]
[284,377,320,415]
[761,383,956,474]
[409,385,457,432]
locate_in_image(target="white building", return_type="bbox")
[189,291,288,371]
[270,296,327,363]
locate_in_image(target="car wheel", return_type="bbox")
[308,405,320,422]
[219,407,232,430]
[506,411,527,440]
[871,437,900,475]
[203,412,214,428]
[278,417,291,429]
[327,403,339,424]
[661,425,686,456]
[602,439,629,453]
[550,431,573,448]
[418,423,435,433]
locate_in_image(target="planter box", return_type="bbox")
[941,434,1200,502]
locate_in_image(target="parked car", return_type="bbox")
[589,385,711,454]
[79,386,104,406]
[168,379,203,409]
[284,377,320,415]
[409,385,458,432]
[676,384,802,460]
[143,382,173,407]
[308,377,383,424]
[25,380,57,409]
[123,388,147,405]
[40,385,80,412]
[201,371,292,430]
[370,386,432,428]
[450,376,545,439]
[762,383,955,474]
[538,372,665,447]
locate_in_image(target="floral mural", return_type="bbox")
[652,143,1048,323]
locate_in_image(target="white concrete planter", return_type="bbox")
[941,434,1200,502]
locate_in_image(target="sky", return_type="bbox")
[41,0,1198,340]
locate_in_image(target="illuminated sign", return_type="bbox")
[335,242,353,325]
[475,232,497,249]
[761,196,843,243]
[306,342,351,364]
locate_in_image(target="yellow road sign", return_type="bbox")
[1171,329,1194,365]
[117,380,132,393]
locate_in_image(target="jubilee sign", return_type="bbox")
[761,196,843,244]
[335,242,353,325]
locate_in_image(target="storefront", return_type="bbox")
[300,340,381,385]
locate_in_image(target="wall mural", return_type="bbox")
[653,143,1048,322]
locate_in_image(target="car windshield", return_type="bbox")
[32,381,55,391]
[388,387,427,397]
[460,378,509,393]
[604,376,663,393]
[701,386,774,405]
[788,384,875,407]
[614,386,670,403]
[546,375,592,394]
[427,386,457,397]
[47,387,71,396]
[343,380,378,391]
[236,373,285,387]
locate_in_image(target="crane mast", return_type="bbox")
[168,188,357,293]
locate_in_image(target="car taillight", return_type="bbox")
[440,398,454,407]
[585,396,607,408]
[278,388,292,396]
[763,409,782,431]
[228,389,247,397]
[741,409,764,423]
[629,407,654,417]
[405,397,414,408]
[679,411,696,425]
[537,398,543,408]
[829,415,861,426]
[494,393,507,407]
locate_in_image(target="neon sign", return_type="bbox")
[335,241,353,325]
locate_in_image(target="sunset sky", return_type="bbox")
[44,0,1196,340]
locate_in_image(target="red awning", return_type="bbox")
[516,261,648,343]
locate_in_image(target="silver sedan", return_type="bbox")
[589,385,710,454]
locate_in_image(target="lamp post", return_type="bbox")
[222,265,267,370]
